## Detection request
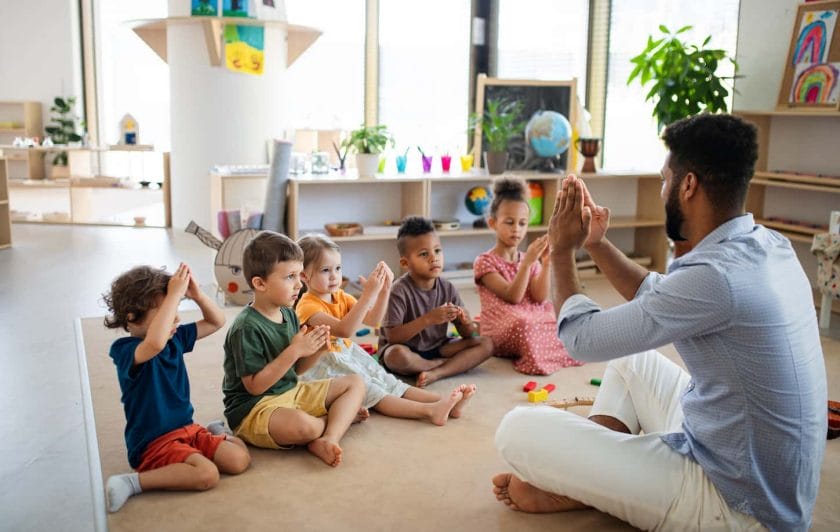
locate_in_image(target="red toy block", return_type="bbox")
[523,381,538,392]
[543,383,556,393]
[358,343,377,355]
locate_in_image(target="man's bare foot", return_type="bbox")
[307,438,343,467]
[427,388,464,426]
[491,473,587,513]
[449,384,476,418]
[353,407,370,424]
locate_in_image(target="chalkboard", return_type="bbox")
[472,75,577,172]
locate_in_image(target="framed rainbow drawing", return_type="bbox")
[778,1,840,111]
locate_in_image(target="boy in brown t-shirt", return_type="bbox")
[380,216,493,387]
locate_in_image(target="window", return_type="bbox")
[496,0,590,105]
[602,0,740,171]
[94,0,169,148]
[285,0,365,131]
[378,0,471,158]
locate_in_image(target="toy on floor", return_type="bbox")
[185,221,259,306]
[358,343,377,356]
[590,378,602,386]
[526,383,556,403]
[523,381,537,392]
[546,396,595,409]
[356,328,371,337]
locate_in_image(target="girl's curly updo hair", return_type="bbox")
[489,177,529,218]
[102,266,171,331]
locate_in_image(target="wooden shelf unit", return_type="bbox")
[211,169,667,277]
[736,109,840,313]
[0,156,10,248]
[0,101,44,181]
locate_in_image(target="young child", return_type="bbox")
[222,231,366,467]
[103,263,250,513]
[296,234,476,424]
[380,216,494,387]
[474,177,582,374]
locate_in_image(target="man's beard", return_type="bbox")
[665,184,687,242]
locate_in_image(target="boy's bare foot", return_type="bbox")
[428,388,464,426]
[491,473,587,513]
[307,438,343,467]
[449,384,476,418]
[353,407,370,424]
[416,370,440,388]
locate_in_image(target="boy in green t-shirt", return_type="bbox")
[222,231,366,467]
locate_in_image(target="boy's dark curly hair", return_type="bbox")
[103,266,171,331]
[489,177,529,218]
[243,231,303,289]
[397,216,435,255]
[661,113,758,213]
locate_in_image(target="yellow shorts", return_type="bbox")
[234,379,330,449]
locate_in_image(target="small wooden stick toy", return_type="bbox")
[546,396,595,409]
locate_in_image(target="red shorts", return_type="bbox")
[136,424,225,472]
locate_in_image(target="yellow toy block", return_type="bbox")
[527,389,549,403]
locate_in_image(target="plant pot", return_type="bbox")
[484,151,508,175]
[356,153,380,178]
[51,165,70,179]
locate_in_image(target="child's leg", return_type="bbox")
[212,437,251,475]
[417,336,493,387]
[373,386,463,425]
[308,374,366,467]
[402,384,475,419]
[267,408,327,446]
[382,345,446,375]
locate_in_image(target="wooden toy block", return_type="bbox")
[523,381,538,392]
[546,396,595,409]
[527,389,549,403]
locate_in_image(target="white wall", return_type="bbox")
[733,0,800,110]
[0,0,83,127]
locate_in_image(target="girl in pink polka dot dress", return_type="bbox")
[473,178,583,375]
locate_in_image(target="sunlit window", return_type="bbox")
[496,0,589,104]
[378,0,471,159]
[602,0,739,171]
[285,0,365,131]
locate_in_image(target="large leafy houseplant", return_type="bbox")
[44,96,83,166]
[627,25,738,132]
[470,97,525,174]
[342,124,394,177]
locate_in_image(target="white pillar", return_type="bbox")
[167,4,288,230]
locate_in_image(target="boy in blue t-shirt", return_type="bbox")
[103,263,250,512]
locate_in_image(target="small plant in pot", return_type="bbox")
[470,97,525,175]
[627,25,738,132]
[44,96,84,176]
[341,124,394,178]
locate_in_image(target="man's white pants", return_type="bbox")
[495,350,764,531]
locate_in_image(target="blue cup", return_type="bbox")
[396,155,408,173]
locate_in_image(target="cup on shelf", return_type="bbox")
[421,155,433,173]
[378,156,387,173]
[395,155,408,173]
[441,154,452,172]
[460,153,474,172]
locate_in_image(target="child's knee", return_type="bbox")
[477,336,494,355]
[194,462,221,490]
[383,346,412,368]
[228,445,251,474]
[346,373,365,391]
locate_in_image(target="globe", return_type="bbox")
[465,185,493,216]
[526,110,572,159]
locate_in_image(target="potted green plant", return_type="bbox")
[44,96,84,175]
[341,124,394,178]
[470,97,525,174]
[627,25,738,132]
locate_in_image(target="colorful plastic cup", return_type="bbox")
[378,156,387,173]
[421,155,433,173]
[460,154,474,172]
[441,154,452,172]
[395,155,408,173]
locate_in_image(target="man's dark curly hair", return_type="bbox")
[397,216,435,255]
[103,266,171,331]
[661,113,758,213]
[243,231,303,289]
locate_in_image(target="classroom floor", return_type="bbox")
[1,223,838,531]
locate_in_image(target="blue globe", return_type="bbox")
[525,110,572,158]
[465,185,493,216]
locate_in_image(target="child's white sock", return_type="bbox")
[206,419,233,437]
[106,473,142,513]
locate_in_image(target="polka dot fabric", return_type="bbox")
[474,250,583,375]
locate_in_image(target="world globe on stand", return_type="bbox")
[465,185,493,228]
[525,110,572,171]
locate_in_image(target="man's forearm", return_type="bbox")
[584,239,648,301]
[550,249,582,311]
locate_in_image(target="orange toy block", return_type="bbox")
[527,389,549,403]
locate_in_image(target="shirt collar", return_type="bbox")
[669,213,755,270]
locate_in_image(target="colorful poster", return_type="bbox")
[790,62,840,103]
[191,0,218,16]
[224,25,264,76]
[793,10,838,65]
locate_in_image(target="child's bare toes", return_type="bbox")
[429,388,463,426]
[353,407,370,423]
[450,384,476,419]
[307,438,343,467]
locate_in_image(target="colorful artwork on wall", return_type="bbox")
[224,24,264,76]
[792,9,837,64]
[790,62,840,103]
